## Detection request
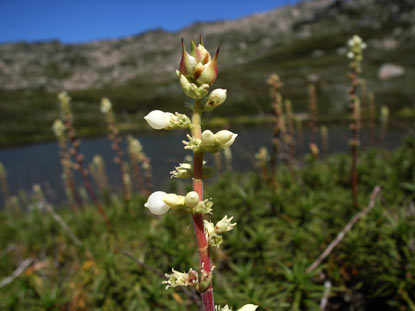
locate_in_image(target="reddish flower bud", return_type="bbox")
[179,39,197,79]
[195,47,219,86]
[179,39,219,87]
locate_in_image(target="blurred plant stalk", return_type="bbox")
[367,92,377,145]
[347,35,366,208]
[267,73,283,188]
[308,82,318,145]
[0,163,10,206]
[58,92,110,225]
[89,155,110,201]
[380,105,390,147]
[52,119,81,211]
[100,98,131,202]
[127,135,152,195]
[283,99,296,164]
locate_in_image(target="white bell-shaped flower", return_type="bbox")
[144,191,170,215]
[237,304,258,311]
[201,130,215,147]
[144,110,171,130]
[185,191,200,208]
[100,98,112,114]
[214,130,238,148]
[204,88,227,111]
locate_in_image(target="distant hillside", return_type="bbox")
[0,0,413,146]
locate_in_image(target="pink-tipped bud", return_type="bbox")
[179,40,219,87]
[195,44,211,64]
[180,39,197,79]
[195,47,219,86]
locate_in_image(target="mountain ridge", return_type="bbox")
[0,0,413,146]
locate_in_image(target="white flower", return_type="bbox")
[215,215,236,233]
[214,130,238,148]
[52,119,65,137]
[352,35,362,45]
[57,91,70,104]
[100,98,112,113]
[204,88,227,111]
[144,110,190,130]
[144,110,172,130]
[144,191,170,215]
[170,162,192,179]
[163,268,199,289]
[237,304,259,311]
[204,220,223,247]
[209,88,227,103]
[185,191,200,208]
[201,130,215,147]
[347,51,354,59]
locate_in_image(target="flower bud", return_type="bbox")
[203,89,227,111]
[201,130,215,147]
[162,193,185,208]
[179,39,198,79]
[237,305,259,311]
[179,39,219,88]
[185,191,200,208]
[52,119,65,137]
[214,130,237,148]
[194,44,211,64]
[100,97,112,114]
[144,110,171,130]
[195,48,219,86]
[144,191,170,215]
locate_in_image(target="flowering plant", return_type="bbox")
[144,38,258,311]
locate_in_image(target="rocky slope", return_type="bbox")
[0,0,413,146]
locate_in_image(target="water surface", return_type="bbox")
[0,123,411,205]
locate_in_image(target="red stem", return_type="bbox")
[192,151,214,311]
[190,100,214,311]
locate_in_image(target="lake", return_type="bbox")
[0,122,412,205]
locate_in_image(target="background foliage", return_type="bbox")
[0,137,414,311]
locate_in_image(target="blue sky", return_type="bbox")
[0,0,300,43]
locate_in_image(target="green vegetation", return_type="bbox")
[1,138,414,310]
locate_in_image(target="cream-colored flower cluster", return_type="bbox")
[143,38,257,310]
[347,35,366,71]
